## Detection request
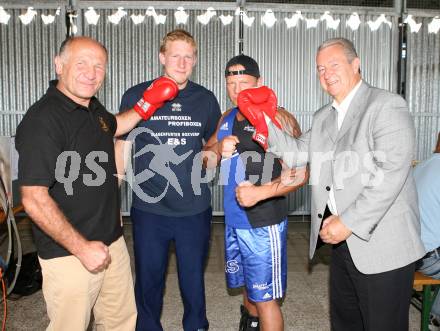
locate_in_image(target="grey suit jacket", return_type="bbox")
[267,81,425,274]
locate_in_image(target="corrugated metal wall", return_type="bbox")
[406,12,440,160]
[244,5,400,214]
[0,2,66,136]
[1,2,439,216]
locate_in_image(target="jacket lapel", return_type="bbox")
[336,81,370,143]
[324,106,338,143]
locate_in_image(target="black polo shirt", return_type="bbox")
[16,81,122,259]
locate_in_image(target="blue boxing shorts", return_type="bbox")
[224,219,287,302]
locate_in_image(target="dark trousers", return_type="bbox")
[131,207,212,331]
[330,242,415,331]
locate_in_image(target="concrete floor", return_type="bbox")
[2,216,422,330]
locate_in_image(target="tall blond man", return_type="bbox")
[115,30,221,331]
[203,54,308,331]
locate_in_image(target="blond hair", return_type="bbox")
[160,29,197,56]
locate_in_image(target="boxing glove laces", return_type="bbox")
[237,86,281,149]
[134,76,179,120]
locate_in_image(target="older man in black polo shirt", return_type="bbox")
[15,36,143,331]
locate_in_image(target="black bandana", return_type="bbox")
[224,54,260,78]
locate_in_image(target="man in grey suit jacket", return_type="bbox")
[264,38,425,330]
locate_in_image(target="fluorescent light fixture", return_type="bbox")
[19,7,37,25]
[146,6,166,25]
[175,7,189,25]
[0,7,11,24]
[85,7,100,25]
[285,11,303,29]
[320,11,340,30]
[197,7,216,25]
[404,15,422,33]
[240,11,254,27]
[367,14,392,31]
[261,9,277,28]
[428,16,440,34]
[41,14,55,25]
[346,12,361,31]
[131,14,145,25]
[235,7,254,27]
[305,17,319,29]
[219,14,233,25]
[108,7,127,25]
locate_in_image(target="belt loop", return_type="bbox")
[435,248,440,259]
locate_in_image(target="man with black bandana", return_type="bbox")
[203,55,308,331]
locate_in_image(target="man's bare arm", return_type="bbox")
[235,166,309,207]
[202,134,222,169]
[202,111,233,169]
[21,186,111,272]
[114,110,142,137]
[114,139,133,186]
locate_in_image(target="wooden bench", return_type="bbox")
[413,271,440,331]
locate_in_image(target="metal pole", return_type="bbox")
[394,0,403,13]
[396,0,407,97]
[65,0,78,38]
[237,0,245,54]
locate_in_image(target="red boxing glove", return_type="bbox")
[134,76,179,120]
[237,86,281,149]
